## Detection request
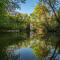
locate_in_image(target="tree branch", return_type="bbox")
[48,0,60,24]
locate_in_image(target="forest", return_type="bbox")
[0,0,60,60]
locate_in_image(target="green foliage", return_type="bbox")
[0,13,30,30]
[0,0,60,60]
[32,3,49,18]
[30,1,60,59]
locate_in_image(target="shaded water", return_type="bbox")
[0,32,27,47]
[0,32,28,60]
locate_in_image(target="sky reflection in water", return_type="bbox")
[8,48,37,60]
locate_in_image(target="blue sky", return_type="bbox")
[16,0,39,14]
[15,0,60,14]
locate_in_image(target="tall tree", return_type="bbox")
[39,0,60,60]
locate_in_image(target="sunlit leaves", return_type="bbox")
[32,3,49,20]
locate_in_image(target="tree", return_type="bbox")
[30,3,50,59]
[33,3,49,18]
[0,0,26,27]
[0,0,26,14]
[30,0,60,60]
[39,0,60,60]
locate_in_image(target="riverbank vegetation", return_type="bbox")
[0,0,60,60]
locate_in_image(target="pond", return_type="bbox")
[0,32,60,60]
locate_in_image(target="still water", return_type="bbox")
[0,32,60,60]
[0,32,37,60]
[7,48,37,60]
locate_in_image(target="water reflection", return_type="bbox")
[0,32,60,60]
[7,48,37,60]
[46,48,60,60]
[0,32,27,47]
[0,32,27,60]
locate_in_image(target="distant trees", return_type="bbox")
[0,13,30,31]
